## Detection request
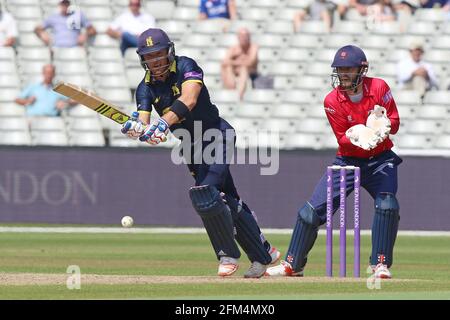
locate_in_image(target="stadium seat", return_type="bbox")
[285,133,322,150]
[392,90,422,106]
[176,47,206,61]
[434,135,450,149]
[243,89,280,104]
[0,131,31,146]
[32,131,69,146]
[88,47,123,62]
[423,91,450,105]
[296,118,328,134]
[199,61,221,76]
[273,76,295,90]
[97,88,133,104]
[280,48,311,62]
[0,117,29,131]
[417,106,449,120]
[314,49,336,62]
[204,47,228,62]
[281,90,316,104]
[0,103,26,117]
[235,103,269,118]
[0,47,16,61]
[305,62,331,76]
[396,105,417,120]
[431,36,450,50]
[9,6,42,20]
[126,68,145,88]
[77,0,111,5]
[64,105,98,118]
[304,104,327,119]
[262,118,297,133]
[192,20,229,34]
[333,21,366,34]
[90,62,126,76]
[424,50,450,64]
[240,8,273,21]
[18,47,51,62]
[292,75,327,91]
[146,1,175,20]
[321,134,338,149]
[407,21,439,35]
[395,134,432,149]
[172,7,199,21]
[69,132,106,147]
[269,104,305,118]
[0,74,20,88]
[226,117,261,132]
[83,6,113,21]
[181,34,215,48]
[54,61,90,75]
[264,21,294,34]
[57,74,94,88]
[53,47,87,61]
[299,21,329,34]
[323,34,356,49]
[91,34,119,48]
[95,76,129,89]
[157,21,191,40]
[29,117,65,131]
[0,88,20,102]
[269,61,303,76]
[359,35,393,49]
[273,7,301,21]
[228,20,261,34]
[286,0,311,7]
[405,119,443,135]
[216,33,238,47]
[209,89,240,104]
[414,8,448,22]
[178,0,199,7]
[253,34,287,48]
[18,33,43,47]
[67,118,103,132]
[289,34,324,48]
[216,103,236,119]
[375,62,397,77]
[370,21,402,35]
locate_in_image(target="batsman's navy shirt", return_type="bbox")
[135,55,227,142]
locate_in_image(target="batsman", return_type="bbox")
[121,28,280,278]
[266,45,402,279]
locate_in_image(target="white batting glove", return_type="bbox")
[366,105,391,141]
[346,124,382,151]
[121,111,145,140]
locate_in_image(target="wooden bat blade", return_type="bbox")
[53,82,130,125]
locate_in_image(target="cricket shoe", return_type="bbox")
[268,245,281,265]
[264,260,304,277]
[218,257,239,277]
[244,261,267,278]
[372,263,392,279]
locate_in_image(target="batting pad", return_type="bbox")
[189,185,241,260]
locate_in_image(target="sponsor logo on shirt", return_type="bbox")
[382,90,393,104]
[348,115,354,122]
[184,71,202,79]
[324,106,335,114]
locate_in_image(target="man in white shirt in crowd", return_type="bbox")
[107,0,156,55]
[0,6,18,47]
[396,41,439,96]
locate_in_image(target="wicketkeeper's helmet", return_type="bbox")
[331,45,369,91]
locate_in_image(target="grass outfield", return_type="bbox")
[0,230,449,299]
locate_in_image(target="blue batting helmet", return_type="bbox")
[331,45,369,91]
[136,28,175,80]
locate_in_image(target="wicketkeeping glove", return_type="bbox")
[139,118,169,145]
[366,105,391,141]
[121,111,146,140]
[346,124,382,151]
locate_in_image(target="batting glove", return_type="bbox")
[139,118,170,145]
[121,111,145,140]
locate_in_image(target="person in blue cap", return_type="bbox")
[121,28,280,278]
[266,45,402,279]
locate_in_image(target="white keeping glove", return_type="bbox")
[366,105,391,141]
[346,124,382,151]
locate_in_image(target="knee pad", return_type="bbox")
[375,192,400,216]
[298,202,322,228]
[189,185,229,218]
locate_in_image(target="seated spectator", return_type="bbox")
[0,7,18,47]
[199,0,237,20]
[107,0,156,56]
[366,0,397,22]
[221,28,258,100]
[348,0,378,16]
[35,0,96,48]
[15,64,76,117]
[420,0,447,8]
[396,41,439,96]
[293,0,337,33]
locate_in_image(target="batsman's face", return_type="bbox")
[143,49,170,80]
[336,67,360,89]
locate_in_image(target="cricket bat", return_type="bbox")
[53,82,131,125]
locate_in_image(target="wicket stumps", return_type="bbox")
[326,165,360,278]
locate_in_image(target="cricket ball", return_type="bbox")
[121,216,134,228]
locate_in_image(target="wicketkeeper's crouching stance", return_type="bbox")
[121,28,280,278]
[266,45,402,279]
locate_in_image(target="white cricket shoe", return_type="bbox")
[373,263,392,279]
[264,260,304,277]
[268,245,281,265]
[244,261,267,278]
[218,257,239,277]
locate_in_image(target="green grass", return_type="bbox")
[0,231,449,299]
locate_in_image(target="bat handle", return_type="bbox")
[121,111,140,134]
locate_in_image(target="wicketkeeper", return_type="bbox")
[121,28,280,278]
[266,45,402,279]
